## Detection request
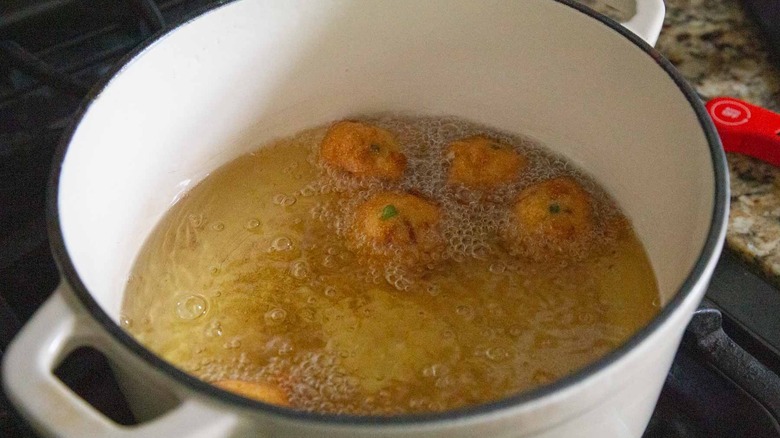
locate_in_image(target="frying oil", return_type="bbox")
[121,115,659,415]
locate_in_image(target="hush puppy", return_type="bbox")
[351,191,443,262]
[446,135,528,190]
[320,121,407,181]
[506,177,595,260]
[212,379,290,406]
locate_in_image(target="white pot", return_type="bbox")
[2,1,728,437]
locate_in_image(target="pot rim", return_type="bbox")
[46,0,729,427]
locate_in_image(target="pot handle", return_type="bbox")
[685,305,780,419]
[2,283,238,438]
[619,0,665,47]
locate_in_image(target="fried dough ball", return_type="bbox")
[446,135,528,190]
[507,177,595,260]
[320,120,407,180]
[351,191,443,261]
[212,379,290,406]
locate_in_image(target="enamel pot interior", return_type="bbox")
[50,0,727,430]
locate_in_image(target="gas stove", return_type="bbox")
[1,1,779,436]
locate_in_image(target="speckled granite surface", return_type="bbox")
[655,0,780,285]
[582,0,780,284]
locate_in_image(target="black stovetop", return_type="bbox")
[1,1,780,436]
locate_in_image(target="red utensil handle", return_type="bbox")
[706,97,780,166]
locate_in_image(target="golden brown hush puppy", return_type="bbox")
[506,177,595,261]
[212,379,290,406]
[320,121,407,181]
[446,135,528,190]
[351,191,443,262]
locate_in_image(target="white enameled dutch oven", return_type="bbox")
[2,1,728,437]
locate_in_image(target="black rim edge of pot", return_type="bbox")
[45,0,729,428]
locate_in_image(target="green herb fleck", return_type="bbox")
[380,204,399,220]
[369,143,381,153]
[549,203,561,214]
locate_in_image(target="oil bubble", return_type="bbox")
[119,314,132,328]
[205,320,223,337]
[188,214,206,228]
[486,346,510,361]
[224,338,241,349]
[422,364,448,378]
[299,185,317,197]
[489,263,506,274]
[471,243,490,260]
[409,397,426,409]
[321,255,337,268]
[435,376,455,388]
[175,294,208,320]
[278,342,294,356]
[273,193,297,207]
[290,260,309,279]
[455,304,474,321]
[244,219,261,230]
[270,236,293,252]
[299,308,315,322]
[265,308,287,325]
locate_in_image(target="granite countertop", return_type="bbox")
[658,1,780,284]
[583,0,780,283]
